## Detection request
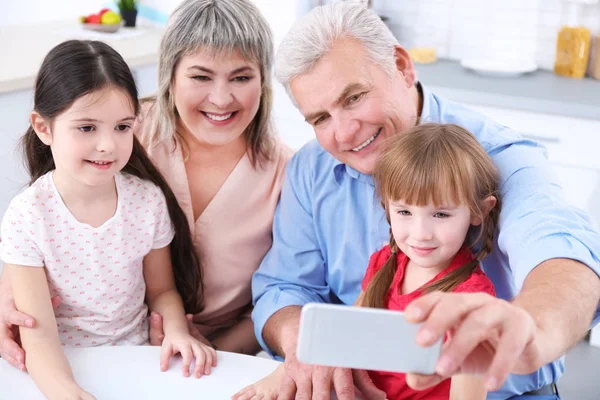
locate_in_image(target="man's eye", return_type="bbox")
[314,115,328,126]
[347,92,364,105]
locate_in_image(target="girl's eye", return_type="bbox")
[397,210,411,216]
[192,75,210,81]
[434,212,450,218]
[116,124,131,132]
[78,125,95,132]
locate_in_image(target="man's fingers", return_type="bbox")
[352,369,386,400]
[293,374,312,400]
[0,337,25,365]
[434,304,506,376]
[5,310,35,329]
[278,373,297,400]
[148,312,165,346]
[485,320,534,391]
[0,352,25,371]
[330,368,354,400]
[50,295,62,309]
[405,372,444,390]
[413,293,492,347]
[311,367,333,400]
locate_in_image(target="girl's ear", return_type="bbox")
[471,196,497,226]
[30,111,53,146]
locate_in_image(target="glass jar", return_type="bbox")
[554,1,592,79]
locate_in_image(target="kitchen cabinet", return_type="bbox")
[460,102,600,348]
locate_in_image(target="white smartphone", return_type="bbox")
[296,303,442,374]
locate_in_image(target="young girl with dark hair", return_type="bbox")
[0,40,215,400]
[234,123,500,400]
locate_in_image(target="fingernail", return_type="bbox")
[19,364,26,372]
[435,356,454,375]
[485,377,498,391]
[416,328,435,345]
[26,319,34,328]
[405,307,422,320]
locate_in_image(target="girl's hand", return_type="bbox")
[52,381,96,400]
[232,364,285,400]
[160,332,217,378]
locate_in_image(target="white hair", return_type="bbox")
[275,1,398,103]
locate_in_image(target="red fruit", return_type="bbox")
[87,14,101,24]
[99,8,111,16]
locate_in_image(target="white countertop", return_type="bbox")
[0,346,282,399]
[0,20,163,94]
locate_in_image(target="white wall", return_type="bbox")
[378,0,600,71]
[1,0,106,27]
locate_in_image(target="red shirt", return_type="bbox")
[361,246,496,400]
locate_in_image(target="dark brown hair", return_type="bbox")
[21,40,203,313]
[363,123,501,309]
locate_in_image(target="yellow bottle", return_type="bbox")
[554,2,592,79]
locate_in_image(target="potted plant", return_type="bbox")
[116,0,139,27]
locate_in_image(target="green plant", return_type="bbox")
[116,0,138,11]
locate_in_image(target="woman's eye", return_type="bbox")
[397,210,411,216]
[192,75,210,81]
[116,124,131,132]
[434,212,450,218]
[78,126,95,132]
[233,76,251,82]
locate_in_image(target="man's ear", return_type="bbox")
[30,111,53,146]
[393,45,417,87]
[471,196,498,226]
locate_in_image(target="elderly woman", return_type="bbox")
[0,0,292,365]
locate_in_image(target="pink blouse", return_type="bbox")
[136,104,292,337]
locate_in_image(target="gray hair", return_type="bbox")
[149,0,275,166]
[275,1,398,103]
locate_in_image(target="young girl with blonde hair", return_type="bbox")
[235,123,500,400]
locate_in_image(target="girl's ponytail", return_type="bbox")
[362,225,398,309]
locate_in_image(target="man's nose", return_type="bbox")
[333,114,361,146]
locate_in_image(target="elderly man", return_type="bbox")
[252,2,600,400]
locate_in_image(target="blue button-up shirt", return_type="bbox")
[252,84,600,398]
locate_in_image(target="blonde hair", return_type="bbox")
[147,0,275,167]
[363,123,501,309]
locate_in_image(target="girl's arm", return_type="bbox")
[6,264,94,400]
[143,245,189,341]
[450,374,487,400]
[143,245,216,377]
